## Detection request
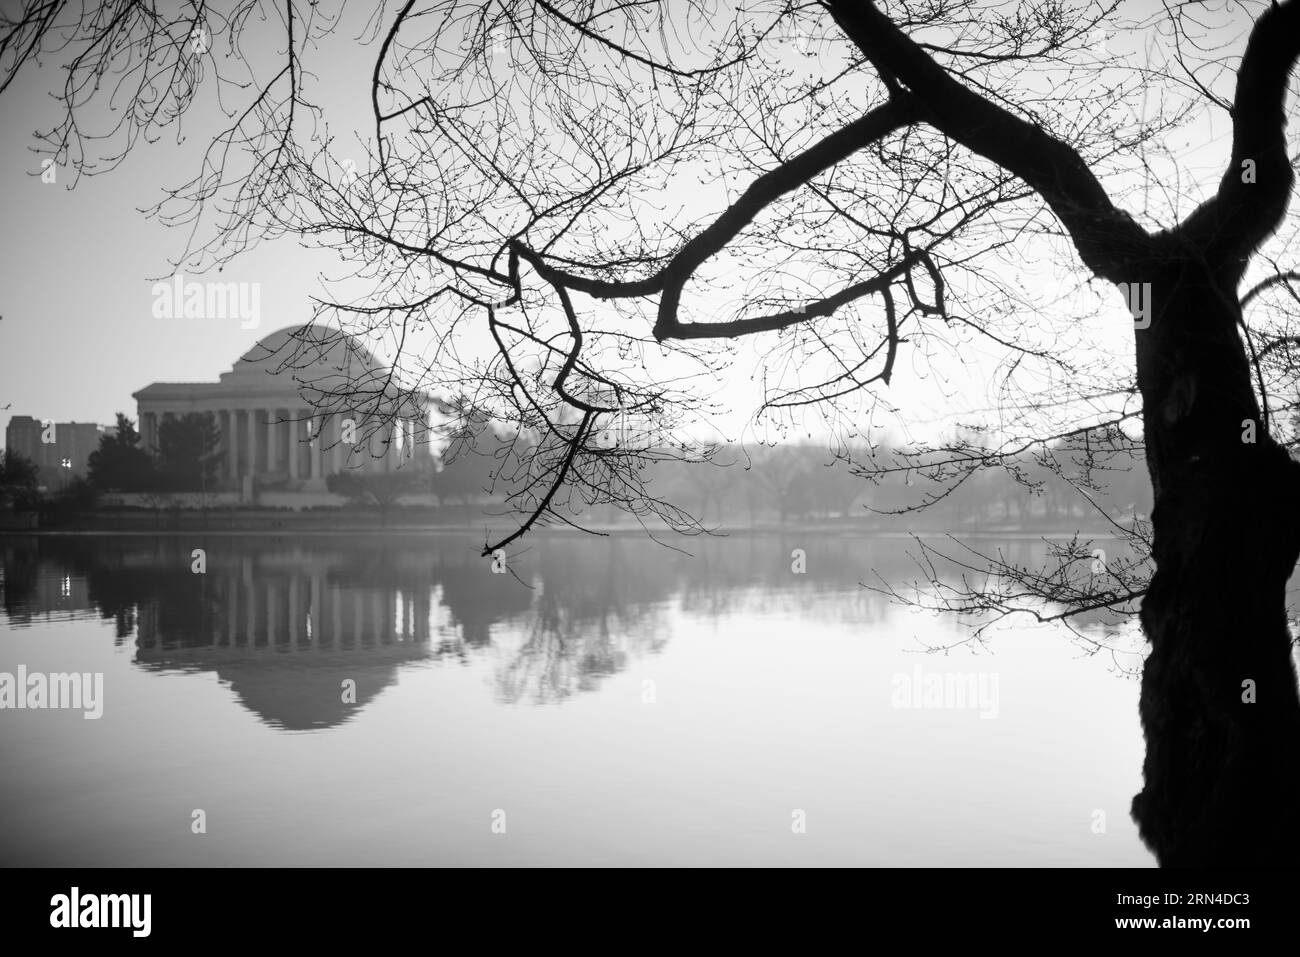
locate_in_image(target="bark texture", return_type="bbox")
[1129,245,1300,865]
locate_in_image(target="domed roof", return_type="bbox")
[231,323,384,373]
[218,323,432,417]
[135,322,437,416]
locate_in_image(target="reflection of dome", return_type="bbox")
[135,645,427,730]
[215,657,404,731]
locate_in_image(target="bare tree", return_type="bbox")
[7,0,1300,865]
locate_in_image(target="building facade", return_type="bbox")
[4,415,106,490]
[133,324,432,499]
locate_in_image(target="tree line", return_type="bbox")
[3,408,1152,532]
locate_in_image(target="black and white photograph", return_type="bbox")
[1,0,1297,934]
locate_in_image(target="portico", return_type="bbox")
[132,324,430,497]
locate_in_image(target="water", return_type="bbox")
[0,532,1154,866]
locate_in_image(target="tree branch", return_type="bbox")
[1180,0,1300,264]
[820,0,1149,281]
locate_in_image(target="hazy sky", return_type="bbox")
[0,0,1277,451]
[0,70,339,435]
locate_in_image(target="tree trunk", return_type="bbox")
[1129,247,1300,865]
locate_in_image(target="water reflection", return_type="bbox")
[1,532,1164,866]
[1,532,1131,727]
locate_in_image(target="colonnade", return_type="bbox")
[137,408,422,482]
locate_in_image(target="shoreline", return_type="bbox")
[0,514,1132,540]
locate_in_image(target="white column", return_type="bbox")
[266,408,279,473]
[230,410,238,478]
[318,414,331,479]
[307,411,319,479]
[246,409,257,479]
[258,408,268,475]
[288,413,300,479]
[226,410,235,478]
[216,411,229,479]
[141,411,157,453]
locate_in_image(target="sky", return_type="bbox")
[0,75,339,434]
[0,0,1282,454]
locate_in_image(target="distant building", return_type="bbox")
[4,415,107,490]
[132,323,435,501]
